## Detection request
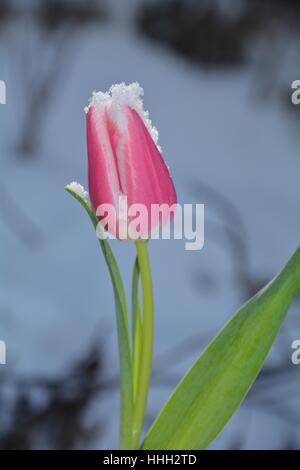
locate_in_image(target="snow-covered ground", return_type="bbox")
[1,0,300,449]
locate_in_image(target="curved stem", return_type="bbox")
[65,186,133,449]
[132,240,154,449]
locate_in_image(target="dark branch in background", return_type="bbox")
[137,0,260,68]
[137,0,300,116]
[0,345,104,450]
[0,0,11,25]
[37,0,105,30]
[5,0,107,157]
[2,324,298,449]
[137,0,300,68]
[16,25,75,156]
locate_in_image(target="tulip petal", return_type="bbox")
[117,106,177,236]
[86,83,177,239]
[87,106,121,210]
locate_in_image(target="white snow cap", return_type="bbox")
[66,182,90,202]
[84,82,161,151]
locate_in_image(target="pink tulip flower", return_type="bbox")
[85,83,177,239]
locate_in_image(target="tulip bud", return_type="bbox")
[85,82,177,239]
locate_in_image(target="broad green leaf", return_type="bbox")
[65,184,133,449]
[142,246,300,450]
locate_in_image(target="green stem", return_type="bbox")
[132,258,143,401]
[64,187,133,450]
[132,240,154,449]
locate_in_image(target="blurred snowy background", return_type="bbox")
[1,0,300,449]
